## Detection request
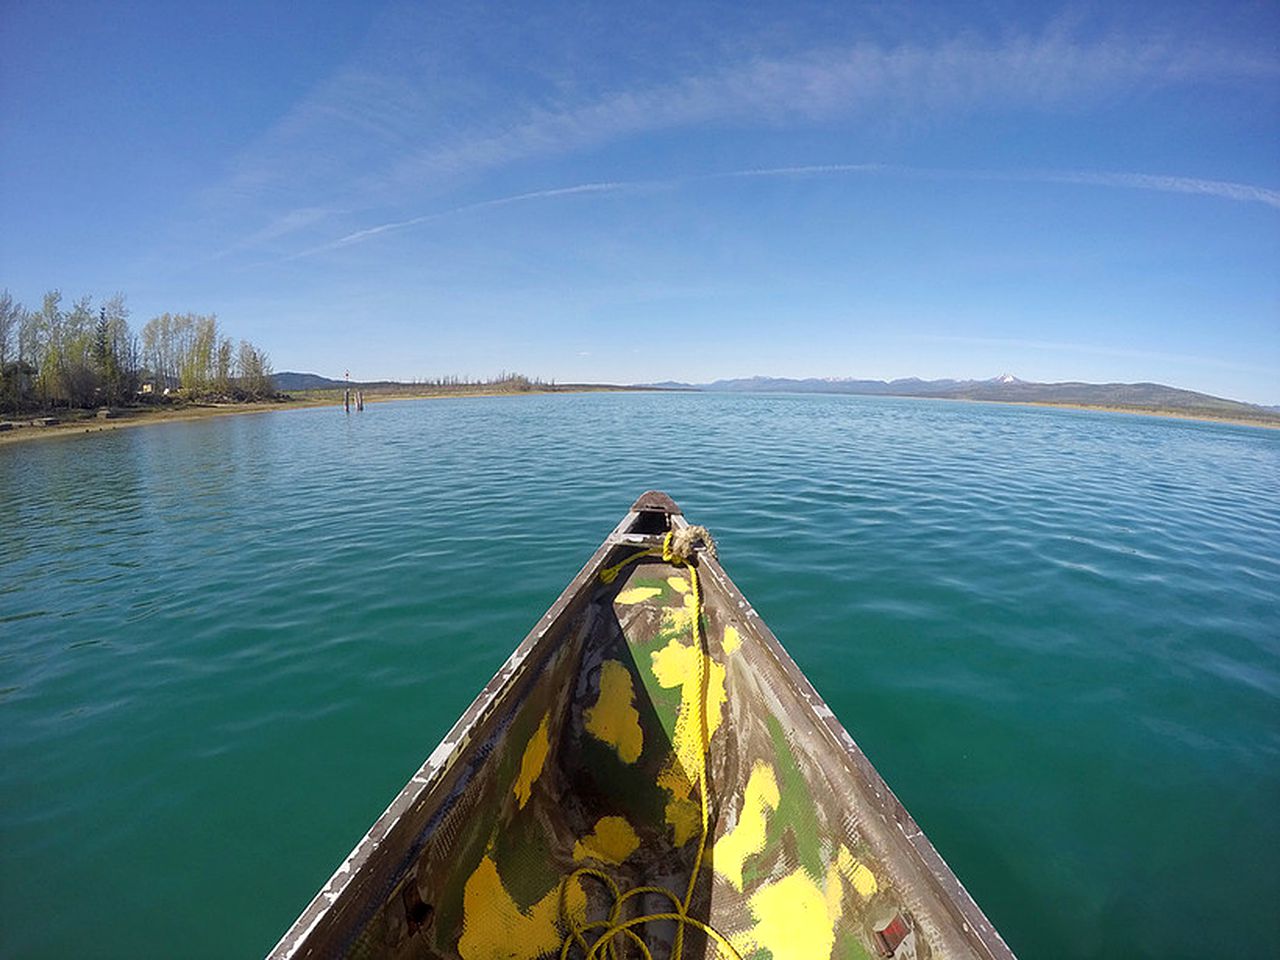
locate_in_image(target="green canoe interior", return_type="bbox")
[271,497,1010,960]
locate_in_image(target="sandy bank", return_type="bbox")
[0,387,630,448]
[1013,400,1280,430]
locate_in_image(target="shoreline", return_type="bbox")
[3,389,1277,449]
[0,388,604,448]
[0,398,323,448]
[1010,399,1280,430]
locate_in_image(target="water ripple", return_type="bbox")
[1,393,1278,958]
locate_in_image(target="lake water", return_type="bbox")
[2,392,1278,958]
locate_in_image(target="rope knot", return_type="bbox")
[665,524,717,564]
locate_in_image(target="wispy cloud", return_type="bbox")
[369,33,1276,192]
[207,5,1278,262]
[214,15,1278,220]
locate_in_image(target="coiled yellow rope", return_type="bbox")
[559,528,742,960]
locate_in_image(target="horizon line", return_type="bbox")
[272,369,1279,408]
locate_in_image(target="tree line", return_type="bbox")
[0,289,274,414]
[403,373,553,390]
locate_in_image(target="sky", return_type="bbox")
[2,0,1278,403]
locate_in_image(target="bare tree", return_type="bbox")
[99,293,137,403]
[236,340,274,399]
[33,291,64,407]
[0,290,16,370]
[215,336,234,395]
[62,295,98,407]
[142,313,180,392]
[0,290,28,412]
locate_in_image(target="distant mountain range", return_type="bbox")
[274,372,413,391]
[643,375,1280,421]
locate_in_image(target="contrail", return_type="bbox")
[727,164,1280,209]
[1027,170,1280,209]
[284,164,1279,259]
[721,163,887,178]
[285,181,637,260]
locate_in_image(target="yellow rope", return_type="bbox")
[558,529,742,960]
[597,549,653,585]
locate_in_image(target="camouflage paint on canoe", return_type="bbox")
[269,493,1014,960]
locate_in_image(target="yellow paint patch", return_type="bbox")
[722,624,742,654]
[512,714,549,809]
[836,843,856,875]
[650,631,727,845]
[583,660,643,763]
[457,855,586,960]
[650,636,727,778]
[850,861,878,899]
[664,796,701,847]
[730,870,839,960]
[573,816,641,865]
[714,762,780,890]
[835,844,879,899]
[825,859,847,921]
[654,761,700,845]
[616,586,662,605]
[667,575,689,594]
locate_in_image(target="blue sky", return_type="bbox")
[2,1,1278,402]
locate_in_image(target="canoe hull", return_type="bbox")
[269,493,1013,960]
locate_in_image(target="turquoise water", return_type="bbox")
[2,393,1278,958]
